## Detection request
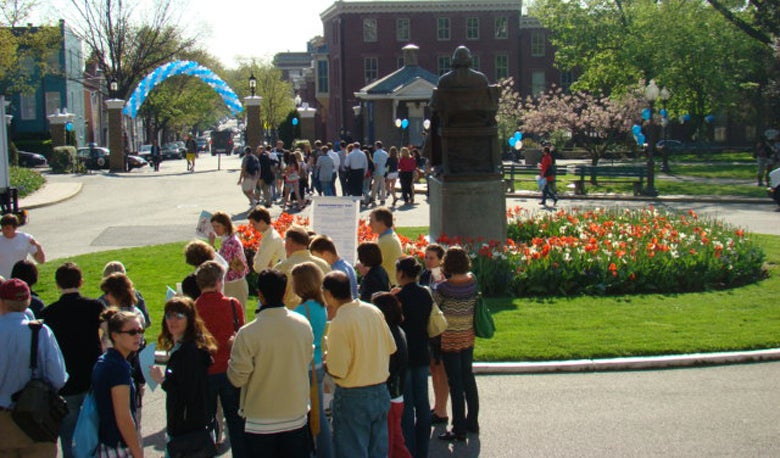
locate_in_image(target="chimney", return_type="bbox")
[402,44,419,67]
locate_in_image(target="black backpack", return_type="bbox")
[245,154,260,175]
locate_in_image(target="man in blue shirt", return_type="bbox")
[309,235,359,299]
[0,278,68,458]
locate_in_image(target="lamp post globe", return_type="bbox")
[249,73,257,97]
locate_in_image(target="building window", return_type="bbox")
[396,18,410,41]
[560,71,574,92]
[364,57,378,84]
[45,92,61,117]
[531,32,545,57]
[472,55,480,72]
[532,71,546,95]
[437,55,451,76]
[397,56,404,68]
[437,17,450,41]
[363,18,377,42]
[495,17,508,39]
[20,94,36,120]
[317,59,329,93]
[466,17,479,40]
[495,54,509,80]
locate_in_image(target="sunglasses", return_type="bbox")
[165,312,187,320]
[117,328,144,336]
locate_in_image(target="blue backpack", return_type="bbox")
[71,392,99,458]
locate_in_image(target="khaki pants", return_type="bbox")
[0,411,56,458]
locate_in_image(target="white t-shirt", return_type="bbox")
[0,231,37,279]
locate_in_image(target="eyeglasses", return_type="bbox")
[165,312,187,320]
[117,328,144,336]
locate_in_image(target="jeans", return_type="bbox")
[399,171,414,203]
[320,180,335,196]
[60,391,87,458]
[244,425,310,458]
[542,180,557,203]
[442,348,479,436]
[207,373,247,458]
[312,366,333,458]
[332,383,390,458]
[401,366,431,458]
[338,170,349,196]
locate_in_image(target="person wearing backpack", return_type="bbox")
[238,147,260,207]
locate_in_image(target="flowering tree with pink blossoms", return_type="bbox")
[520,86,646,166]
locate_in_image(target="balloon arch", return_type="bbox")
[123,60,242,118]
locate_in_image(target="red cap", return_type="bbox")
[0,278,31,301]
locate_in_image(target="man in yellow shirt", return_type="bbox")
[369,207,403,285]
[323,271,396,458]
[248,207,286,273]
[274,226,331,308]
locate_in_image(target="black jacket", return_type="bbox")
[162,341,212,437]
[359,266,390,302]
[396,283,433,367]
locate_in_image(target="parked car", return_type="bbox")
[161,142,183,160]
[196,138,209,152]
[77,147,147,171]
[17,151,48,168]
[137,144,153,161]
[769,168,780,207]
[173,141,186,155]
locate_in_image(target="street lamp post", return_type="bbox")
[249,73,256,97]
[642,80,660,197]
[658,86,671,173]
[245,74,262,151]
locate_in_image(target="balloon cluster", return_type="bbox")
[508,131,523,149]
[631,124,646,146]
[123,61,242,118]
[641,108,652,121]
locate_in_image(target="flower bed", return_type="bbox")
[237,206,766,297]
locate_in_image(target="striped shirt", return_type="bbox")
[433,279,477,352]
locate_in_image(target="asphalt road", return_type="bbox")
[26,154,779,457]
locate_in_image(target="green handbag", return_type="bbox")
[473,292,495,339]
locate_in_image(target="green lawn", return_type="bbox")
[34,230,780,362]
[668,163,756,180]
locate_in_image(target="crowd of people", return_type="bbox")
[0,205,481,458]
[237,139,430,211]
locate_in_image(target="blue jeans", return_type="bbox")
[244,425,310,457]
[320,180,335,196]
[442,347,479,436]
[312,366,333,458]
[207,373,247,458]
[60,391,86,458]
[401,366,431,458]
[332,383,390,458]
[542,180,557,203]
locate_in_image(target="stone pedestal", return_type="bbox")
[428,177,506,243]
[105,99,125,172]
[245,96,263,151]
[47,112,75,147]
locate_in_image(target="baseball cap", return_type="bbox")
[0,278,31,301]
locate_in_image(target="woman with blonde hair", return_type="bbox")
[209,211,249,308]
[151,297,218,457]
[291,262,333,458]
[385,146,399,206]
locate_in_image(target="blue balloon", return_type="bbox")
[632,124,642,135]
[514,131,522,140]
[682,113,691,122]
[659,109,668,118]
[124,60,242,118]
[637,134,646,145]
[704,114,715,123]
[292,117,299,126]
[65,122,73,132]
[401,119,409,129]
[641,108,652,121]
[509,137,517,147]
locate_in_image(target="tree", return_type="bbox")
[0,20,60,97]
[520,86,645,166]
[496,77,523,149]
[225,60,294,143]
[1,0,38,27]
[66,0,196,99]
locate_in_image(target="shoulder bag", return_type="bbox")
[71,391,99,458]
[473,291,496,339]
[12,321,69,442]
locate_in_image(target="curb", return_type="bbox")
[506,190,772,205]
[19,182,83,209]
[472,348,780,374]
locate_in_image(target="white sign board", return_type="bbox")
[311,196,361,266]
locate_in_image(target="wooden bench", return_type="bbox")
[501,164,568,193]
[572,166,647,196]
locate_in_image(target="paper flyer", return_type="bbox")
[139,343,158,391]
[195,210,214,239]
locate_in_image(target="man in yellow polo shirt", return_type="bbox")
[369,207,403,285]
[323,271,396,458]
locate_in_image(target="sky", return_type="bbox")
[34,0,335,68]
